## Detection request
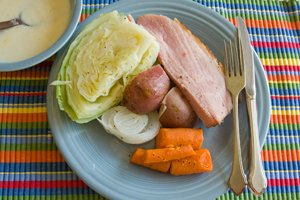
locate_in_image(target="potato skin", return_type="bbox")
[159,87,197,128]
[122,65,170,114]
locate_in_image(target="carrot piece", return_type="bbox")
[156,128,203,150]
[130,148,171,173]
[170,149,213,175]
[143,145,196,164]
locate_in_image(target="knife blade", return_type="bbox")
[237,16,267,196]
[237,17,255,97]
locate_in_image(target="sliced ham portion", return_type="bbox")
[138,14,232,127]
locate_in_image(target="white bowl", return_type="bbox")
[0,0,82,71]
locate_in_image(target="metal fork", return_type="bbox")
[224,38,247,195]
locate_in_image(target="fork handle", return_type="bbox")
[228,94,247,195]
[246,97,267,195]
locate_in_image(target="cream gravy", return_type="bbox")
[0,0,71,62]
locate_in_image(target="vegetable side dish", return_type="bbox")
[53,11,159,123]
[54,11,231,176]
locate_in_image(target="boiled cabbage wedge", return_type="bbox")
[55,11,159,123]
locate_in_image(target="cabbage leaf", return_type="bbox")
[55,11,159,123]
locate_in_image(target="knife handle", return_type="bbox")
[246,97,267,196]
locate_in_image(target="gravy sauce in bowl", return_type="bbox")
[0,0,71,62]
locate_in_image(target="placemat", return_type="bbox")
[0,0,299,199]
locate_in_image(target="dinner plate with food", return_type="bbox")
[47,0,270,199]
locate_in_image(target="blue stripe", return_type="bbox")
[0,136,54,144]
[268,129,300,136]
[0,187,95,196]
[270,88,300,96]
[0,129,49,135]
[264,161,300,171]
[0,173,77,181]
[0,163,71,172]
[254,46,300,55]
[0,85,47,93]
[271,99,300,107]
[265,186,300,193]
[0,96,46,104]
[82,0,117,5]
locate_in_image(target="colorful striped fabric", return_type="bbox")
[0,0,299,199]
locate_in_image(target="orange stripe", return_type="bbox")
[229,18,299,30]
[270,115,299,124]
[80,14,88,22]
[0,151,65,163]
[267,74,300,81]
[0,113,48,123]
[262,150,300,162]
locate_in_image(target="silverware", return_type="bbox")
[0,17,29,31]
[224,38,247,195]
[237,16,267,196]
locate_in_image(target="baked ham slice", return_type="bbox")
[138,14,232,127]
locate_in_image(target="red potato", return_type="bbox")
[123,65,170,114]
[159,87,197,128]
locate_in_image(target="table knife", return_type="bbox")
[237,16,267,196]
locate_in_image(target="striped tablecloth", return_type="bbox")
[1,0,299,199]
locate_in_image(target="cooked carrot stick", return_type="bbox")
[144,145,196,164]
[170,149,213,175]
[130,148,171,173]
[156,128,203,150]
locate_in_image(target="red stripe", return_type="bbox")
[271,95,300,100]
[0,92,46,96]
[0,180,87,189]
[264,65,300,72]
[251,41,300,49]
[268,178,300,187]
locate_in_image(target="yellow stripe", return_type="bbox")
[272,110,300,115]
[0,134,52,138]
[0,107,46,113]
[261,58,300,66]
[0,171,73,175]
[268,80,300,84]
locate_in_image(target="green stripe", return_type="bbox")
[263,143,300,151]
[0,143,57,151]
[0,122,48,130]
[218,192,300,200]
[269,82,300,90]
[1,79,48,87]
[257,52,299,59]
[270,123,300,130]
[1,195,105,200]
[82,6,107,15]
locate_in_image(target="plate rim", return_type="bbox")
[47,0,271,199]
